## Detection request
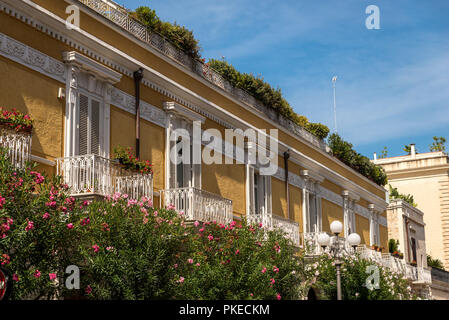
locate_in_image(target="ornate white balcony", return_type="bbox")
[247,213,300,247]
[0,126,32,168]
[56,154,153,200]
[160,187,233,225]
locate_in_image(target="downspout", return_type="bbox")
[404,217,411,262]
[284,150,290,219]
[133,68,144,158]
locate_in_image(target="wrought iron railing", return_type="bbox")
[160,187,233,225]
[247,212,300,247]
[56,154,153,200]
[0,126,32,168]
[76,0,327,151]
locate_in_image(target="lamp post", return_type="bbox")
[317,220,361,300]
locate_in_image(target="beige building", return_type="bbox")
[387,199,427,268]
[374,144,449,270]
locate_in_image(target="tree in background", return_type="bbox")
[379,146,388,159]
[430,136,446,152]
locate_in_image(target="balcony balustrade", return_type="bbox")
[247,212,300,247]
[160,187,233,226]
[56,154,153,200]
[304,234,432,284]
[0,126,32,168]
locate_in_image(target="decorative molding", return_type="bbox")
[63,51,121,84]
[31,154,55,166]
[0,32,65,83]
[163,101,205,124]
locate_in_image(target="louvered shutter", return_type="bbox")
[78,94,101,156]
[79,94,89,155]
[90,99,100,155]
[248,166,255,216]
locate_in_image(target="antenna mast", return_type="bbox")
[332,76,338,133]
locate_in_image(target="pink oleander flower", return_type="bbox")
[167,204,175,210]
[273,266,279,273]
[42,212,50,219]
[112,192,121,201]
[25,220,34,232]
[261,267,267,274]
[80,218,90,226]
[207,234,214,241]
[0,196,5,209]
[270,278,275,285]
[49,273,57,281]
[127,199,137,207]
[121,194,129,199]
[153,211,158,217]
[177,276,185,284]
[250,293,254,297]
[194,221,200,227]
[174,264,178,269]
[12,274,19,282]
[195,263,200,267]
[199,228,204,233]
[187,258,194,264]
[235,249,240,255]
[143,217,149,224]
[276,293,281,300]
[66,223,74,229]
[85,285,92,295]
[106,246,114,251]
[92,244,100,253]
[34,269,41,278]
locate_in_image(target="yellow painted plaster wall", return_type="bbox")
[379,225,388,250]
[356,215,370,246]
[322,199,344,236]
[289,184,303,229]
[0,56,64,167]
[272,178,287,218]
[201,157,246,216]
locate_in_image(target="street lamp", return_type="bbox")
[317,220,361,300]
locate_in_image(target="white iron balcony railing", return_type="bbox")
[304,235,432,284]
[56,154,153,200]
[160,187,233,225]
[247,212,300,247]
[0,126,32,168]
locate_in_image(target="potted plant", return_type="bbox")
[113,145,153,175]
[0,107,33,133]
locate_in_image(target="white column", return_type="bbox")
[64,66,79,157]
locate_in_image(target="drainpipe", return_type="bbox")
[284,150,290,219]
[133,68,144,158]
[405,217,411,262]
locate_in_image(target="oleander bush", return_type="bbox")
[0,148,76,299]
[328,133,388,186]
[172,219,305,300]
[304,253,416,300]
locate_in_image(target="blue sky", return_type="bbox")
[119,0,449,159]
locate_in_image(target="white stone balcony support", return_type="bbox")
[0,126,32,168]
[160,187,233,225]
[56,154,153,200]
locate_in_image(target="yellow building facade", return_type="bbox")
[0,0,389,250]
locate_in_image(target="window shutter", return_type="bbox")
[90,99,100,155]
[266,176,272,215]
[248,166,255,216]
[79,94,89,155]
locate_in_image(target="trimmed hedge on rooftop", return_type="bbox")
[328,133,388,186]
[208,59,330,140]
[132,6,202,60]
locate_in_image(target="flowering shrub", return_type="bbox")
[172,220,304,300]
[74,195,186,299]
[0,107,33,133]
[113,145,153,175]
[303,253,416,300]
[0,148,76,299]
